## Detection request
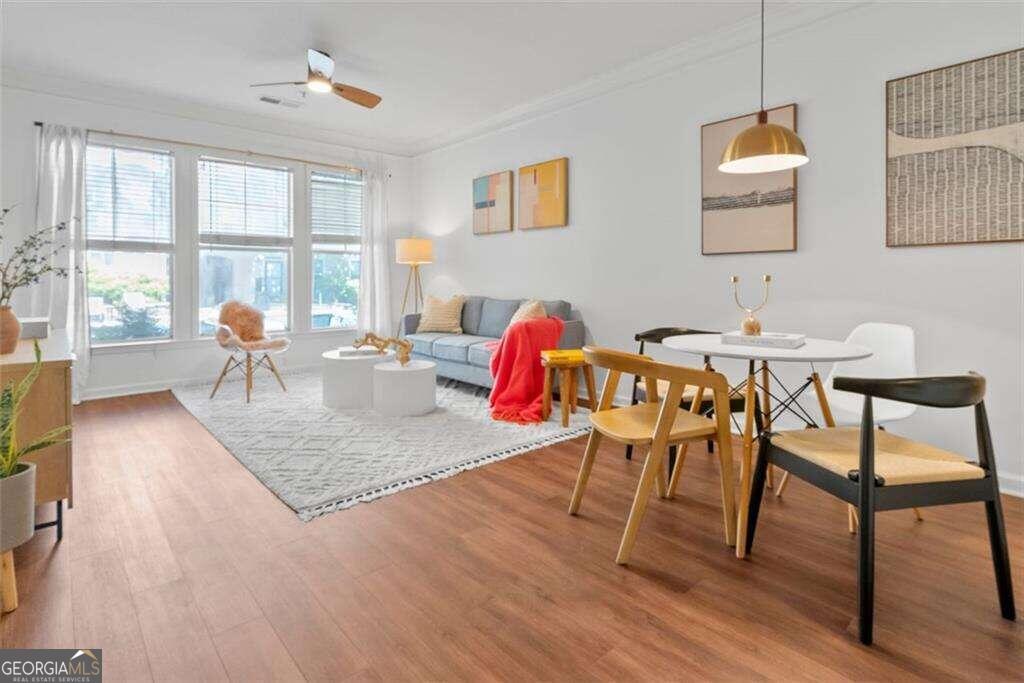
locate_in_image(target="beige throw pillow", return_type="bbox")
[416,295,466,333]
[509,299,547,325]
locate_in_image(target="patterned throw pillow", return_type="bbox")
[416,295,466,333]
[509,299,547,325]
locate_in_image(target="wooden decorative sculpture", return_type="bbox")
[353,333,413,366]
[731,274,771,335]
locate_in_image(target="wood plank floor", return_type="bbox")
[3,390,1021,681]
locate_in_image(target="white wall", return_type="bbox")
[1,85,415,398]
[412,3,1024,492]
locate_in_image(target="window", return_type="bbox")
[84,144,173,343]
[197,157,292,332]
[309,169,362,329]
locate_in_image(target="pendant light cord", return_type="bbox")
[760,0,765,112]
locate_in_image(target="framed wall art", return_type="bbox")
[472,170,513,235]
[701,104,798,255]
[886,48,1023,247]
[518,157,568,229]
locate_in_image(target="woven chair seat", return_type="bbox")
[772,427,985,486]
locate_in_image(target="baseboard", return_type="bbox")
[998,472,1023,498]
[80,362,323,402]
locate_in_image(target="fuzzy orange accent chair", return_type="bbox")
[210,301,291,402]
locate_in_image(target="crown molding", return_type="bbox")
[0,67,415,157]
[2,2,871,159]
[408,1,871,156]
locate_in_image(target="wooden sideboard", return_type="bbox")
[0,331,74,539]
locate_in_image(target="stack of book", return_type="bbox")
[721,331,805,349]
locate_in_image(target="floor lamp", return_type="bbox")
[395,238,433,335]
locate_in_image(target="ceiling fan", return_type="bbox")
[251,49,382,109]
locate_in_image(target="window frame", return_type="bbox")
[79,132,366,349]
[83,137,176,346]
[194,154,296,336]
[307,164,364,332]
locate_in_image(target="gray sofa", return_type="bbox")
[402,296,585,388]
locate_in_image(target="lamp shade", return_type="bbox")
[396,238,433,265]
[719,114,808,174]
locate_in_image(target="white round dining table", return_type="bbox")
[660,333,873,558]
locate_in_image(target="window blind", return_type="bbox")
[310,169,363,238]
[85,145,173,243]
[198,158,292,238]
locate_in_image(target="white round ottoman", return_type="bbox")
[322,348,394,409]
[373,360,437,417]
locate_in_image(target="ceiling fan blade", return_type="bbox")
[307,49,335,80]
[331,82,382,109]
[250,81,305,88]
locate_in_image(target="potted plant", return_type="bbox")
[0,207,72,354]
[0,341,70,554]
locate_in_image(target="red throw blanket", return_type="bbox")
[488,317,565,423]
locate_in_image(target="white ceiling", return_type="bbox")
[3,1,820,155]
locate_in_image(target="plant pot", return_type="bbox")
[0,463,35,552]
[0,307,20,355]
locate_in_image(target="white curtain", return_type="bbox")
[358,156,392,336]
[34,124,89,403]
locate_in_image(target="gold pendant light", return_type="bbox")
[719,0,808,174]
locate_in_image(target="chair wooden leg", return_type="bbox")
[654,449,668,499]
[774,471,790,497]
[735,368,757,559]
[245,353,253,403]
[616,444,667,565]
[559,369,572,427]
[665,442,690,499]
[568,431,603,515]
[858,500,875,645]
[848,505,858,534]
[1,551,17,614]
[569,369,579,414]
[210,355,233,399]
[264,354,287,392]
[985,492,1017,620]
[583,365,597,411]
[542,367,553,420]
[744,437,770,554]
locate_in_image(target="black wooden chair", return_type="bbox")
[745,372,1015,645]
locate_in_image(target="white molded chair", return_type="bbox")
[777,322,923,527]
[825,323,917,427]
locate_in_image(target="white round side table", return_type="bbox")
[322,348,394,410]
[373,360,437,417]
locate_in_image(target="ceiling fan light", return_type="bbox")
[718,119,808,174]
[306,75,332,93]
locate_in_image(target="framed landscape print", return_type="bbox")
[518,157,568,229]
[886,48,1023,247]
[473,170,513,235]
[701,104,798,255]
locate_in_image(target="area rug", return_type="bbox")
[172,371,590,520]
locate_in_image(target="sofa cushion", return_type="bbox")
[541,299,571,320]
[467,341,495,368]
[478,298,522,338]
[416,295,466,333]
[405,332,452,356]
[432,335,496,363]
[460,296,486,335]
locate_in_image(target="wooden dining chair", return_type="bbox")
[568,346,737,565]
[744,373,1015,645]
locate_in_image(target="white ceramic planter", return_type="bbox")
[0,463,35,552]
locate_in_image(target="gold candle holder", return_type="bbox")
[731,274,771,336]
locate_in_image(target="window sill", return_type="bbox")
[89,328,359,355]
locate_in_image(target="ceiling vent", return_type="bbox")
[257,94,304,109]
